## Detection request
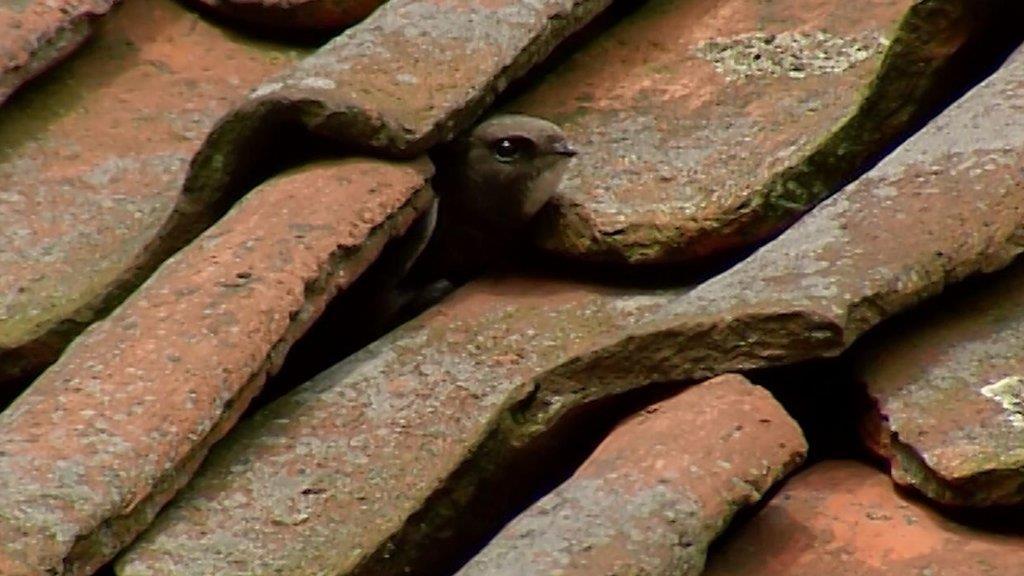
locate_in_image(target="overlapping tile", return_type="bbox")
[0,0,117,105]
[704,460,1024,576]
[118,275,679,576]
[512,0,1007,264]
[857,260,1024,506]
[0,0,307,384]
[1,0,622,385]
[193,0,617,186]
[192,0,384,33]
[120,46,1024,574]
[0,159,433,576]
[558,38,1024,390]
[457,374,807,576]
[849,45,1024,506]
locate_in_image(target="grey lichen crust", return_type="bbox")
[723,0,1013,251]
[695,30,888,81]
[532,0,1013,265]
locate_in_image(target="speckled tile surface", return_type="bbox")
[0,158,432,575]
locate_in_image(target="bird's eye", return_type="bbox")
[492,137,532,163]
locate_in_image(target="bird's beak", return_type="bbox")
[552,141,578,157]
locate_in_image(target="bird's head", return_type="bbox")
[454,114,577,226]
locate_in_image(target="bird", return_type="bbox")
[266,114,578,390]
[409,113,578,283]
[373,113,579,325]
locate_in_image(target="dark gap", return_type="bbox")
[598,4,1024,472]
[390,355,874,576]
[53,4,1024,572]
[834,2,1024,193]
[350,380,692,576]
[478,2,1024,286]
[178,0,691,239]
[517,234,758,289]
[702,359,886,564]
[860,3,1024,170]
[0,373,35,413]
[1,0,664,402]
[841,259,1024,534]
[250,225,733,415]
[714,256,1024,555]
[248,218,437,412]
[0,117,351,396]
[124,0,670,418]
[90,562,116,576]
[751,356,876,464]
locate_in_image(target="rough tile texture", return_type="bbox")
[118,276,680,576]
[0,0,116,105]
[119,56,1024,573]
[192,0,616,199]
[850,46,1024,506]
[514,0,1006,264]
[0,159,433,576]
[534,40,1024,410]
[704,460,1024,576]
[191,0,385,32]
[457,374,807,576]
[857,260,1024,506]
[0,0,306,384]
